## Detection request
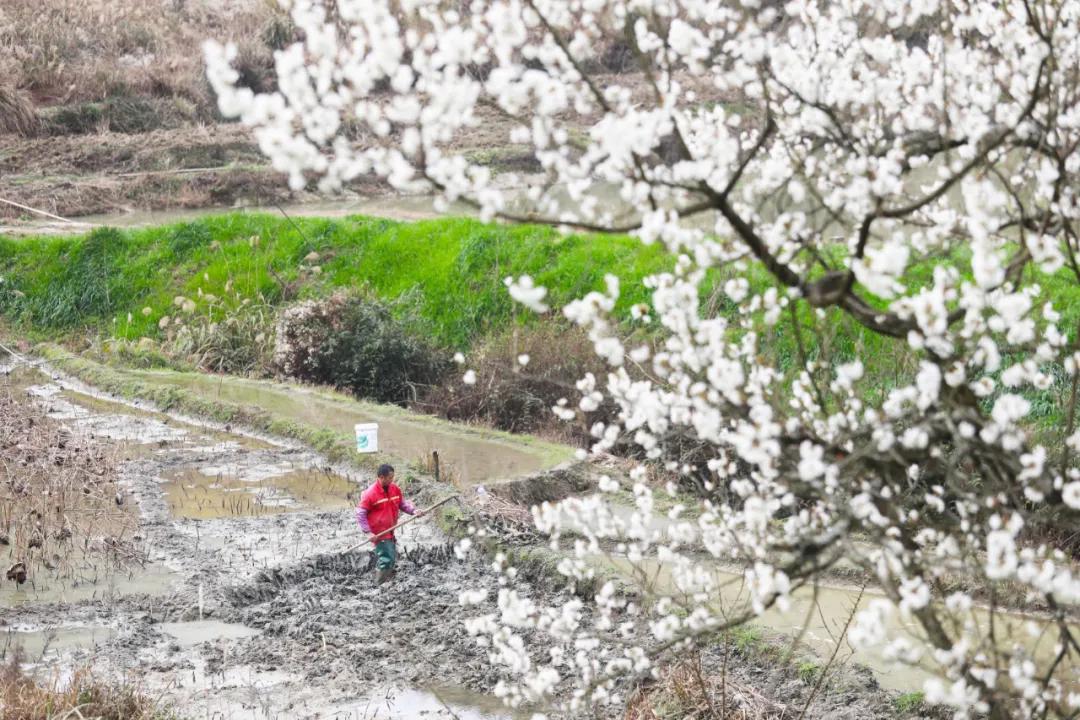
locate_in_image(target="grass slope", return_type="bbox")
[0,213,674,348]
[1,212,1076,430]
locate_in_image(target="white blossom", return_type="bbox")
[505,275,549,313]
[205,1,1080,713]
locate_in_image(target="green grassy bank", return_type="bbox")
[0,213,674,348]
[1,212,1076,431]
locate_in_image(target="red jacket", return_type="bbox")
[357,481,415,543]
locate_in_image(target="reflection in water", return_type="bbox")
[162,466,355,519]
[322,685,519,720]
[0,540,176,608]
[2,624,117,662]
[157,620,261,647]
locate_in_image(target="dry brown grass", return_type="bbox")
[0,166,309,219]
[413,450,463,489]
[0,0,285,117]
[0,649,175,720]
[0,86,41,137]
[625,658,788,720]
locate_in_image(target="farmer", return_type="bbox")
[356,464,421,584]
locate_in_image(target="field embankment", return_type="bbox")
[3,212,1079,439]
[0,214,683,441]
[0,214,670,345]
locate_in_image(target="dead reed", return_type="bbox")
[0,379,138,591]
[0,648,174,720]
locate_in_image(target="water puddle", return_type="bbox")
[36,384,273,453]
[163,465,355,519]
[0,557,176,607]
[28,384,192,445]
[146,660,517,720]
[152,660,301,717]
[593,554,1079,693]
[158,620,261,647]
[2,623,117,662]
[322,685,519,719]
[5,363,272,458]
[127,370,571,485]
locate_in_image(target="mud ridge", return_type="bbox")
[223,543,458,607]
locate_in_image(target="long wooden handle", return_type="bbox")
[349,494,460,551]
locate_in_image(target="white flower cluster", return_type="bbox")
[208,0,1080,715]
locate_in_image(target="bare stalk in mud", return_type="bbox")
[0,376,139,594]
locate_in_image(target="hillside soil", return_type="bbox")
[0,65,732,229]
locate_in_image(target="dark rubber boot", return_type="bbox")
[376,568,392,585]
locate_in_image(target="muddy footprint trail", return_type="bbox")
[1,366,546,719]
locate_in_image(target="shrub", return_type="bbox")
[273,292,448,405]
[41,96,198,136]
[417,322,617,442]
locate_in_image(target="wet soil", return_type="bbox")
[161,466,355,520]
[1,360,922,720]
[1,366,524,718]
[123,367,573,486]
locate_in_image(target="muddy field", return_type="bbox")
[0,356,928,720]
[0,360,636,719]
[1,363,519,718]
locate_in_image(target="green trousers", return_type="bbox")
[374,540,397,571]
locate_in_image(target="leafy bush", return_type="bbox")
[273,292,448,404]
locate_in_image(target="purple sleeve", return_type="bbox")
[400,499,416,515]
[356,505,371,532]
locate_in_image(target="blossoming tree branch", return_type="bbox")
[206,0,1080,716]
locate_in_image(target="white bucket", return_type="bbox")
[355,423,379,453]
